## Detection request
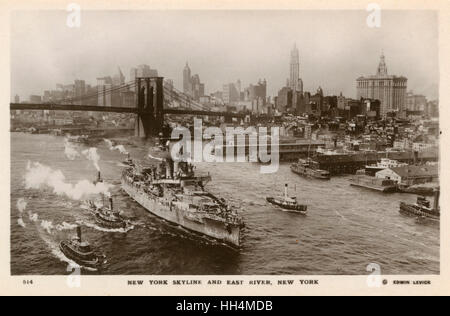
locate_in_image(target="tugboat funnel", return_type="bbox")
[77,226,82,241]
[109,197,113,210]
[97,171,102,183]
[433,189,440,210]
[285,184,288,199]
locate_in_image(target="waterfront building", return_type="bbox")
[356,53,407,117]
[375,165,438,186]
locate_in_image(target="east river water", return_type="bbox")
[11,133,439,275]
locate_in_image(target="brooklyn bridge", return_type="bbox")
[10,77,245,138]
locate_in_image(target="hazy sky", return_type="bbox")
[11,10,439,101]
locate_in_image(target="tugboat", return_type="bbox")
[266,184,308,215]
[59,226,105,269]
[291,158,330,180]
[89,196,128,230]
[400,190,440,222]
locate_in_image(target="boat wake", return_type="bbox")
[334,210,366,227]
[78,220,135,233]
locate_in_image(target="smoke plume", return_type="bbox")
[82,148,101,171]
[104,139,128,155]
[25,161,113,200]
[64,139,80,160]
[16,198,28,228]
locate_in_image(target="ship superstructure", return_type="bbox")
[121,145,244,248]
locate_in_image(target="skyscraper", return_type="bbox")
[136,64,158,77]
[356,53,407,117]
[74,80,86,105]
[97,76,113,107]
[112,67,125,86]
[183,62,191,94]
[183,62,205,101]
[290,43,300,92]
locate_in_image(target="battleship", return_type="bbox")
[121,144,244,249]
[60,226,106,270]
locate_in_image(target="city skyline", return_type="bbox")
[11,10,438,101]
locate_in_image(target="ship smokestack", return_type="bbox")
[109,197,113,210]
[77,226,82,241]
[97,171,102,183]
[413,151,419,165]
[285,184,288,199]
[433,189,440,211]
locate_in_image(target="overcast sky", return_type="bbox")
[11,10,439,101]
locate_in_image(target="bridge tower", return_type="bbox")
[134,77,164,138]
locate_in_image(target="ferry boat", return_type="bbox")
[266,184,307,215]
[290,158,330,180]
[59,226,105,269]
[121,142,245,249]
[400,190,440,222]
[365,158,408,176]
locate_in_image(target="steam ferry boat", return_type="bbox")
[290,158,330,180]
[121,145,244,249]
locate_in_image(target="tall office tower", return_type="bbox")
[74,80,86,105]
[356,53,408,117]
[183,62,192,95]
[290,43,300,92]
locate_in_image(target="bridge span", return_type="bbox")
[10,103,246,119]
[11,77,247,137]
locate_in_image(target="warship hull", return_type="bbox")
[121,180,241,248]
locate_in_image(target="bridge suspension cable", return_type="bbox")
[49,80,136,104]
[163,85,210,111]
